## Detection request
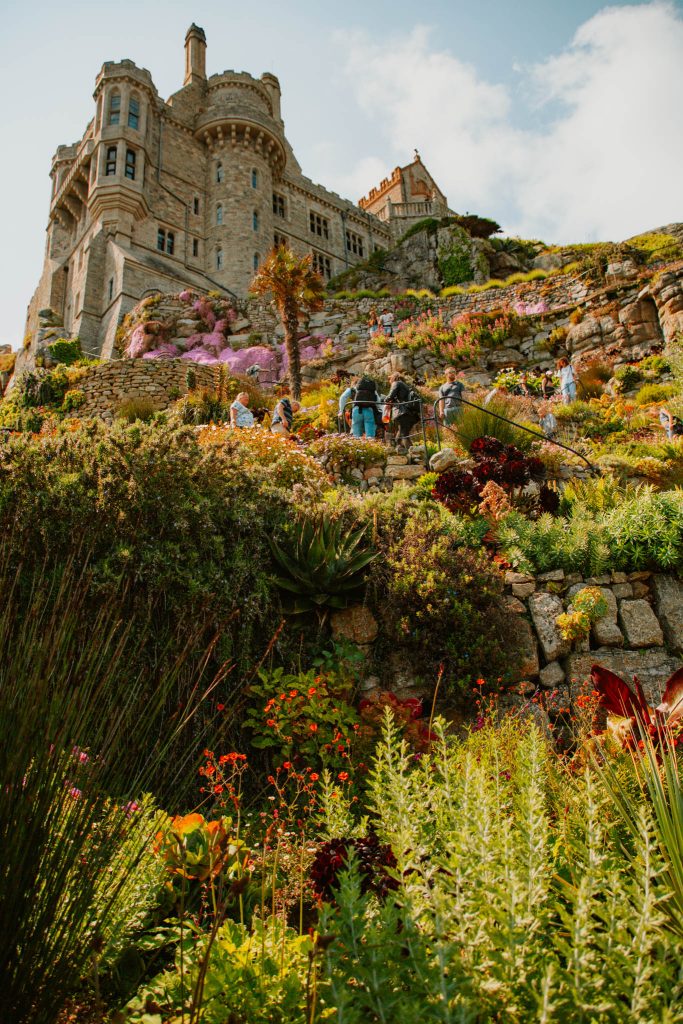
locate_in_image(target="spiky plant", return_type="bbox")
[249,246,325,400]
[269,515,376,622]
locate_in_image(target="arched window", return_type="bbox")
[124,148,136,180]
[216,162,224,184]
[251,168,258,189]
[108,91,121,126]
[253,253,260,271]
[216,204,223,226]
[252,210,259,232]
[128,94,140,130]
[216,249,224,270]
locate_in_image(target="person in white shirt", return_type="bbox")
[230,392,255,428]
[557,357,576,404]
[379,308,395,337]
[538,402,558,439]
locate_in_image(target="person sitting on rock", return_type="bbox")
[538,401,558,440]
[385,373,420,451]
[270,396,300,436]
[230,391,255,428]
[437,367,464,424]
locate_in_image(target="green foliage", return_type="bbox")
[270,514,377,618]
[627,231,683,263]
[639,353,671,378]
[499,487,683,574]
[125,916,315,1023]
[438,242,472,286]
[46,337,82,365]
[308,434,386,478]
[615,364,643,390]
[61,387,85,413]
[556,586,608,641]
[635,382,678,406]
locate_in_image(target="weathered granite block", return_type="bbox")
[528,591,570,662]
[618,599,664,648]
[651,574,683,653]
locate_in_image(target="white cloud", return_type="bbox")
[329,3,683,243]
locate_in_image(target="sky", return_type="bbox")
[1,0,682,347]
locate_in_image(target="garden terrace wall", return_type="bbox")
[78,360,217,421]
[503,568,683,705]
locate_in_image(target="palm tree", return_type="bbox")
[250,246,325,400]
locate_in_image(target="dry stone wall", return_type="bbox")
[78,359,217,421]
[503,568,683,706]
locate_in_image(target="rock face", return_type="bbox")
[429,448,460,473]
[618,600,664,648]
[651,575,683,654]
[591,588,624,647]
[528,592,570,662]
[330,605,379,646]
[513,619,540,680]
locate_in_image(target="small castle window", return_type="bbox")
[216,162,224,184]
[166,232,175,256]
[311,251,331,279]
[105,146,117,176]
[124,149,136,180]
[251,168,258,189]
[192,239,199,257]
[345,230,365,258]
[193,197,200,215]
[273,232,287,249]
[216,204,223,226]
[108,93,121,126]
[108,278,114,301]
[253,253,260,270]
[252,210,259,232]
[128,96,140,130]
[309,212,329,240]
[216,249,224,270]
[157,228,166,252]
[272,193,286,218]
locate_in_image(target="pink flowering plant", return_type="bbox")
[390,308,524,364]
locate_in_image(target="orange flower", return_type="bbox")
[338,771,349,782]
[310,772,319,782]
[309,723,318,733]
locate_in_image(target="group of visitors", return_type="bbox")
[367,308,395,338]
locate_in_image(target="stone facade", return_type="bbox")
[24,24,398,361]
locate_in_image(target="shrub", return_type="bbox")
[605,488,683,570]
[578,362,612,398]
[114,395,159,422]
[61,388,85,413]
[635,382,678,406]
[367,502,519,690]
[615,364,642,390]
[308,434,386,476]
[46,337,82,365]
[556,586,608,641]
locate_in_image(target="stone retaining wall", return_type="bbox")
[504,567,683,705]
[78,359,217,421]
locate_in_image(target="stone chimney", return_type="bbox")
[260,72,282,122]
[184,24,207,86]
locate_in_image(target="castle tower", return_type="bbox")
[184,24,207,86]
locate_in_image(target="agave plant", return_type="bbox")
[269,515,376,621]
[590,663,683,748]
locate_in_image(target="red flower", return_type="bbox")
[338,771,349,781]
[310,772,319,782]
[283,761,292,770]
[309,723,318,733]
[216,703,225,711]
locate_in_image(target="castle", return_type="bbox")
[24,26,450,359]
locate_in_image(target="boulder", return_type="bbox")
[429,448,460,473]
[651,575,683,654]
[512,582,536,599]
[567,649,681,706]
[384,464,426,481]
[618,600,664,648]
[528,591,570,662]
[330,605,379,646]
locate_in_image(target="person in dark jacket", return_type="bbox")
[351,375,379,438]
[385,373,420,451]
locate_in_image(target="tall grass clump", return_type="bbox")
[450,396,536,452]
[0,559,220,1024]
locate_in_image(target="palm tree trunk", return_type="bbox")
[283,303,302,400]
